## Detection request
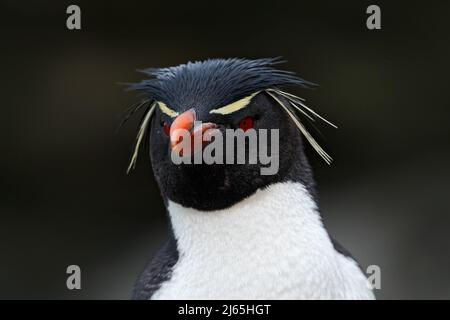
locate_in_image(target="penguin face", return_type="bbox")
[148,92,303,210]
[126,58,333,210]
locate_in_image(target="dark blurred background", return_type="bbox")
[0,0,449,299]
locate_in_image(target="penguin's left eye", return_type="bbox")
[238,116,254,132]
[163,122,171,136]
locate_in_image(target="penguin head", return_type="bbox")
[126,58,335,210]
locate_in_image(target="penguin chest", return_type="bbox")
[152,182,373,300]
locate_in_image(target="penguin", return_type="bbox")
[125,58,375,300]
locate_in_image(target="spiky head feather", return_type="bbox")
[127,58,313,112]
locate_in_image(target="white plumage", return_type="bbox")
[152,182,375,300]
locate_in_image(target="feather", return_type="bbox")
[127,102,156,173]
[265,90,333,164]
[268,89,338,129]
[117,98,151,132]
[127,58,314,112]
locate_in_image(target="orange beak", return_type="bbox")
[170,109,196,149]
[170,109,217,153]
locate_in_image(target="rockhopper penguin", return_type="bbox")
[125,58,375,300]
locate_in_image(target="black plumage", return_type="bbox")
[127,58,313,113]
[123,58,356,300]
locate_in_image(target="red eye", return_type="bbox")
[163,122,170,136]
[239,116,254,132]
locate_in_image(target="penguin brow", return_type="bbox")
[158,102,179,118]
[265,88,337,165]
[209,91,260,115]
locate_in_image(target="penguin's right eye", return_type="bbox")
[238,116,254,132]
[163,122,170,136]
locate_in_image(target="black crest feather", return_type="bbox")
[127,57,314,112]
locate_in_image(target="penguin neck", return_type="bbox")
[157,181,345,299]
[154,181,375,300]
[166,181,326,259]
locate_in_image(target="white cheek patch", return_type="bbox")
[158,102,179,118]
[209,91,260,115]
